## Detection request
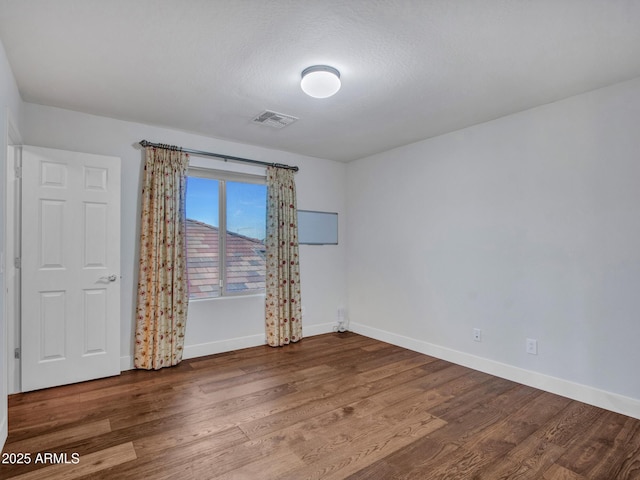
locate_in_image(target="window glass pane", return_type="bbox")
[225,181,267,294]
[186,177,220,299]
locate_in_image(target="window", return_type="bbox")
[186,169,267,299]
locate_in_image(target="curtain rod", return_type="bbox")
[138,140,299,172]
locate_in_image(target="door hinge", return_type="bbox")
[14,348,20,359]
[15,165,21,178]
[14,257,21,269]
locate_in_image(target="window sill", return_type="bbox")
[188,292,266,303]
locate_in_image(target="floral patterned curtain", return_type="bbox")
[134,146,190,369]
[265,166,302,347]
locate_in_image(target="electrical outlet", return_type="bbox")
[473,328,482,342]
[526,338,538,355]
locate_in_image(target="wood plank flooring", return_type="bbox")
[2,333,640,479]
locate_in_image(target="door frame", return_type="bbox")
[4,110,22,395]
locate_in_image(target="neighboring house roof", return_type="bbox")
[186,219,266,299]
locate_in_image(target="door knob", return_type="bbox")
[100,274,118,282]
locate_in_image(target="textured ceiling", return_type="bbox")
[1,0,640,162]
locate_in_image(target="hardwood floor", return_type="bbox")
[2,333,640,479]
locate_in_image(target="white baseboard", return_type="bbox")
[119,334,264,371]
[183,333,266,360]
[120,355,134,372]
[349,322,640,420]
[1,414,7,452]
[302,322,336,337]
[120,322,337,372]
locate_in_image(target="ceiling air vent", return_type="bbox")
[252,110,298,129]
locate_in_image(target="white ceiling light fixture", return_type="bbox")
[301,65,341,98]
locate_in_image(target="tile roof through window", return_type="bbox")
[186,219,266,299]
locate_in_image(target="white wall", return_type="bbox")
[20,104,347,371]
[0,38,24,450]
[347,77,640,418]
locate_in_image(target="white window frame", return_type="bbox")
[187,167,267,299]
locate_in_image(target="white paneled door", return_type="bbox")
[21,146,121,391]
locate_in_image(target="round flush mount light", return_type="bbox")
[300,65,341,98]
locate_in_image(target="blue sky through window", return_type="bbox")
[186,177,266,240]
[227,181,267,240]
